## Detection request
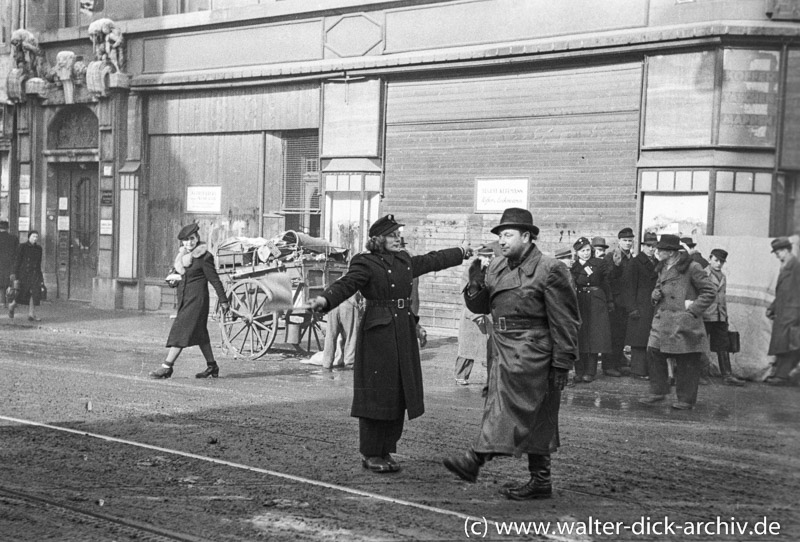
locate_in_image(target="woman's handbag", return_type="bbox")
[165,268,182,288]
[727,324,741,353]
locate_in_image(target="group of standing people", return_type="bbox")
[0,220,45,322]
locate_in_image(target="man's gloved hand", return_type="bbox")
[629,309,641,319]
[551,367,569,391]
[416,324,428,348]
[467,258,486,294]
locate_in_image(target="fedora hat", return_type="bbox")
[177,223,199,240]
[642,231,658,246]
[490,208,539,236]
[656,234,681,251]
[771,236,792,253]
[591,236,608,249]
[680,236,696,248]
[369,214,404,238]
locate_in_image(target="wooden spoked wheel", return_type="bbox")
[219,278,279,359]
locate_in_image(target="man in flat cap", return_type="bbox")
[602,227,636,377]
[702,248,744,386]
[0,220,18,308]
[443,207,580,500]
[311,214,472,473]
[765,237,800,386]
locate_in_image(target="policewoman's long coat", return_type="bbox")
[465,246,580,456]
[570,257,612,354]
[647,252,715,354]
[166,245,227,348]
[624,251,658,347]
[321,248,464,421]
[768,255,800,355]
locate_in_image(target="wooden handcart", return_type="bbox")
[214,232,348,360]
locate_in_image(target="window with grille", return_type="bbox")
[282,131,320,236]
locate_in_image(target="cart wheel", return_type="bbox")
[219,278,279,359]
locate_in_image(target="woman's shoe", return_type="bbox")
[149,366,173,379]
[196,364,219,378]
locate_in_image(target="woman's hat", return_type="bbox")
[771,236,792,253]
[655,234,681,251]
[490,208,540,236]
[591,236,608,249]
[177,223,200,240]
[642,231,658,246]
[369,214,404,238]
[573,237,591,251]
[710,248,728,262]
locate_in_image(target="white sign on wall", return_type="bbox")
[57,216,70,231]
[186,186,222,214]
[475,178,529,213]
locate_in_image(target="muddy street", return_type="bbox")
[1,315,799,542]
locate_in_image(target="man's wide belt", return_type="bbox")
[365,298,412,309]
[493,316,548,331]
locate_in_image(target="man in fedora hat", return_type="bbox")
[591,236,609,259]
[0,220,18,308]
[443,207,580,500]
[680,236,709,269]
[639,234,715,410]
[765,237,800,386]
[602,227,636,377]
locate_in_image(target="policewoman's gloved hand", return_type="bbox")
[467,258,486,295]
[551,367,569,391]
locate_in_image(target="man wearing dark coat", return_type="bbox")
[624,231,659,378]
[311,215,471,474]
[443,208,580,500]
[765,237,800,386]
[0,220,18,308]
[603,227,635,376]
[639,234,716,410]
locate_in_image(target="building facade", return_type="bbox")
[1,0,799,334]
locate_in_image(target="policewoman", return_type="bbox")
[310,215,471,474]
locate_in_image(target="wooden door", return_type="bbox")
[56,165,98,301]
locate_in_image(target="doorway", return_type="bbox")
[56,164,98,301]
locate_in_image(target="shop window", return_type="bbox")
[643,51,715,147]
[640,168,709,237]
[719,49,780,147]
[713,169,771,236]
[282,131,320,237]
[323,173,381,254]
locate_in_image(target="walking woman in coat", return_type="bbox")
[9,230,44,322]
[310,214,472,474]
[639,234,715,410]
[624,231,659,378]
[150,223,229,379]
[765,236,800,386]
[570,236,612,383]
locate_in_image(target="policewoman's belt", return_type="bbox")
[493,316,548,331]
[365,298,412,309]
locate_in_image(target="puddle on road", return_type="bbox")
[564,393,633,411]
[564,392,735,420]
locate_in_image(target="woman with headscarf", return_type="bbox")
[310,214,472,474]
[149,223,229,379]
[570,236,613,383]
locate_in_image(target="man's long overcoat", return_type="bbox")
[624,251,658,347]
[768,255,800,355]
[647,252,715,354]
[465,246,580,456]
[321,248,464,421]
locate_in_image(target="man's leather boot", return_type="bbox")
[500,454,552,500]
[718,352,744,386]
[443,449,484,483]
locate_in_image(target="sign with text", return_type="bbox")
[475,178,529,213]
[186,186,221,214]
